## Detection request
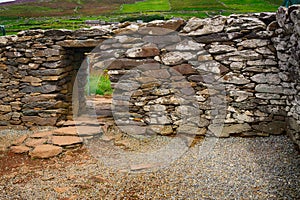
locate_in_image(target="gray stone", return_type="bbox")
[208,44,236,54]
[161,52,195,65]
[253,121,286,135]
[177,124,206,135]
[183,16,226,36]
[220,72,250,85]
[255,84,284,94]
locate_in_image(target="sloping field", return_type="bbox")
[0,0,283,35]
[170,0,281,12]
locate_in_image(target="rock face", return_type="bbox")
[0,9,299,149]
[274,6,300,149]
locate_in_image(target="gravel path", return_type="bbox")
[0,131,299,199]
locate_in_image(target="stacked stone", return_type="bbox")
[98,14,290,138]
[0,28,111,129]
[0,10,299,147]
[273,5,300,148]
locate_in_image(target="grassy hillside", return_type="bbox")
[0,0,283,35]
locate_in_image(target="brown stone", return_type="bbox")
[172,64,197,75]
[12,135,28,146]
[25,138,47,147]
[21,116,58,126]
[10,145,31,154]
[0,105,12,112]
[146,19,185,31]
[53,127,78,136]
[21,76,42,83]
[29,144,63,158]
[56,39,104,47]
[125,43,160,58]
[30,131,54,138]
[50,136,83,146]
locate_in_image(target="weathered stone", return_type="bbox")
[238,39,269,48]
[125,43,160,58]
[118,126,147,135]
[0,105,12,113]
[183,16,226,36]
[208,44,236,54]
[12,135,28,146]
[142,69,171,79]
[10,145,31,154]
[29,144,63,158]
[166,39,205,51]
[252,121,286,135]
[210,123,252,137]
[30,131,54,138]
[146,19,185,31]
[56,39,103,47]
[148,125,173,135]
[172,64,197,75]
[21,76,42,83]
[220,72,250,85]
[22,116,57,126]
[144,35,182,48]
[25,138,47,147]
[177,124,206,135]
[247,59,277,66]
[161,52,195,65]
[255,84,283,94]
[50,136,83,146]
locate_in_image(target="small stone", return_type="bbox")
[10,145,31,154]
[29,144,62,159]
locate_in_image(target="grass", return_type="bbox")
[87,73,113,96]
[121,0,170,13]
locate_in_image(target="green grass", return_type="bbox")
[169,0,281,13]
[120,0,171,13]
[0,0,284,35]
[87,73,113,96]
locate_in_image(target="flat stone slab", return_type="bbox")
[25,138,47,147]
[30,131,54,138]
[50,136,83,146]
[12,135,28,146]
[76,126,102,136]
[29,144,62,159]
[10,145,31,154]
[53,127,78,136]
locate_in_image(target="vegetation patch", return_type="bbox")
[87,73,113,96]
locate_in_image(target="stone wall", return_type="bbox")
[274,5,300,148]
[0,7,299,148]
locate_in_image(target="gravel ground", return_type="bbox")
[0,130,299,199]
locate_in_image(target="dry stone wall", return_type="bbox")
[274,5,300,148]
[0,7,299,148]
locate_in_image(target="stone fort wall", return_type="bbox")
[0,6,299,148]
